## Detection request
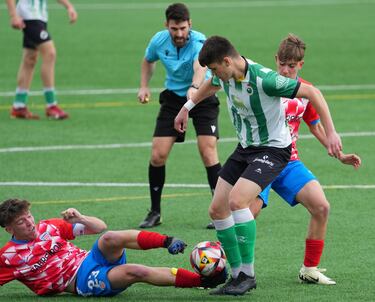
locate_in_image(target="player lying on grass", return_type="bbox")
[0,199,226,296]
[250,33,361,285]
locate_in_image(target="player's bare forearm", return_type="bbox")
[61,208,107,234]
[338,152,361,169]
[79,215,107,234]
[58,0,74,10]
[309,123,360,167]
[191,78,220,103]
[174,80,219,133]
[309,122,328,149]
[191,60,206,87]
[6,0,24,29]
[187,60,207,100]
[138,59,155,103]
[58,0,78,23]
[297,84,342,157]
[6,0,16,16]
[174,107,189,133]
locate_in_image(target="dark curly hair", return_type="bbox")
[0,199,30,228]
[165,3,190,22]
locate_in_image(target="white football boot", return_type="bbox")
[299,265,336,285]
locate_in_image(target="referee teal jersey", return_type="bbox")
[145,30,210,97]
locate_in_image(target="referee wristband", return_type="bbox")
[183,99,196,111]
[190,84,199,89]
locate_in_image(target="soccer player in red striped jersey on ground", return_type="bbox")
[0,199,226,296]
[250,33,361,285]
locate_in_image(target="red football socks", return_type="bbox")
[304,239,324,267]
[137,231,167,250]
[174,268,201,288]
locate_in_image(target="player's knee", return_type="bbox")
[43,49,56,63]
[199,146,218,165]
[208,204,217,219]
[24,53,38,67]
[201,152,217,166]
[100,231,122,249]
[313,200,330,220]
[250,199,263,218]
[320,201,330,218]
[209,202,224,219]
[228,191,245,211]
[150,151,168,166]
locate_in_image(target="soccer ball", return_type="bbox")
[190,241,226,277]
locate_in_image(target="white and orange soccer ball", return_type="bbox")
[190,241,226,277]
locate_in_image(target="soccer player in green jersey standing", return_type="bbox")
[174,36,342,296]
[6,0,77,119]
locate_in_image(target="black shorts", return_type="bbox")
[219,143,292,190]
[23,20,51,49]
[153,89,220,143]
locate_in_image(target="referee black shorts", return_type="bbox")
[23,20,51,49]
[219,143,292,190]
[153,89,220,143]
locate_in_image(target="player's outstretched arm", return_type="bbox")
[61,208,107,234]
[6,0,25,29]
[138,59,156,103]
[186,60,207,100]
[297,83,342,157]
[308,122,328,148]
[309,123,361,169]
[58,0,78,23]
[338,152,361,169]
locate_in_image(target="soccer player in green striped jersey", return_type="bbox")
[6,0,77,120]
[174,36,342,296]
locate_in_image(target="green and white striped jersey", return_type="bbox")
[16,0,48,22]
[212,58,300,148]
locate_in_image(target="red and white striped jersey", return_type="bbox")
[283,78,320,161]
[0,219,88,295]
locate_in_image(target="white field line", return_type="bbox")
[0,132,374,153]
[1,0,373,10]
[1,84,375,97]
[0,181,373,190]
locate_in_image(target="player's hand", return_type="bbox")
[174,108,189,133]
[326,132,342,158]
[338,152,361,169]
[61,208,83,224]
[10,15,25,30]
[138,88,151,104]
[67,7,78,23]
[164,237,187,254]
